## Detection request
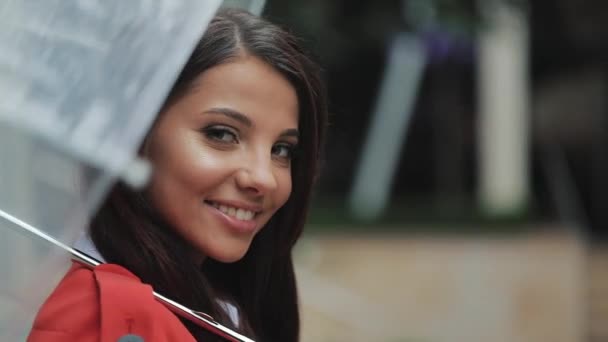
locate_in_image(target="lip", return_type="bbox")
[204,201,258,234]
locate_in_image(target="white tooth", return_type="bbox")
[228,207,236,217]
[244,211,254,220]
[219,205,229,214]
[236,209,246,220]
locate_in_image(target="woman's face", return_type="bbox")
[144,55,299,263]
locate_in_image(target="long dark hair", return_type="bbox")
[89,8,327,342]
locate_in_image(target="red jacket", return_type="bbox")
[27,262,196,342]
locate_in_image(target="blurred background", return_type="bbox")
[256,0,608,341]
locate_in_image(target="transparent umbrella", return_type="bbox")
[0,1,252,341]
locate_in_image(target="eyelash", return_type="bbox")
[201,125,298,162]
[203,125,238,144]
[272,142,297,162]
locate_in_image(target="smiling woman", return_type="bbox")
[27,8,327,342]
[144,56,300,264]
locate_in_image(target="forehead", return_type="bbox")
[185,56,299,129]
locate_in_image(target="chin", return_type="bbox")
[207,244,250,264]
[211,252,248,264]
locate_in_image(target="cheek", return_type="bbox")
[150,136,227,186]
[276,169,293,207]
[159,158,231,202]
[145,147,210,215]
[146,149,231,224]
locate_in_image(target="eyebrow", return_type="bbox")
[203,107,252,127]
[203,107,299,139]
[281,128,300,140]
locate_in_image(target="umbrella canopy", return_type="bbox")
[0,0,221,339]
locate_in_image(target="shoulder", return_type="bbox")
[28,263,100,341]
[28,263,195,342]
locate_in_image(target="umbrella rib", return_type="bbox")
[0,208,255,342]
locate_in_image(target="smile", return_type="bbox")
[205,201,258,221]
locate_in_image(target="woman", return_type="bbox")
[28,8,327,342]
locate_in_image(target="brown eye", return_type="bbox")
[271,143,295,160]
[203,126,238,144]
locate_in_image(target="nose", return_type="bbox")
[235,153,278,195]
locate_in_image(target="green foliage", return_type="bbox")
[307,195,537,234]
